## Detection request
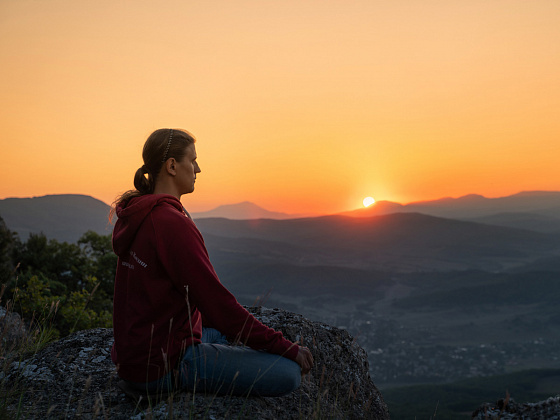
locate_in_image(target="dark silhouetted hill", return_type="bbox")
[465,212,560,233]
[0,194,112,243]
[196,212,560,272]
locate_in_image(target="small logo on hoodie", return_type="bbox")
[130,250,148,268]
[122,261,134,270]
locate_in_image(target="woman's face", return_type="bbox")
[175,144,201,195]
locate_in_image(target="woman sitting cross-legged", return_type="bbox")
[110,128,313,397]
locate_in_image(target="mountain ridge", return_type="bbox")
[195,212,560,272]
[340,190,560,228]
[1,191,559,242]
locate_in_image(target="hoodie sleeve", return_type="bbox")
[151,206,299,361]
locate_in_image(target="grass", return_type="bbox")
[0,279,65,419]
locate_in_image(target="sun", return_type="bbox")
[363,197,376,207]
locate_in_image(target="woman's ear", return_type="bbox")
[165,158,177,176]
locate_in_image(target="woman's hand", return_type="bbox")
[295,345,314,375]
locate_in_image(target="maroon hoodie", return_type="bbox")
[111,194,298,382]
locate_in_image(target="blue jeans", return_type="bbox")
[132,328,301,397]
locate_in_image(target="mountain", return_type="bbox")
[341,191,560,231]
[195,212,560,273]
[465,212,560,233]
[411,191,560,218]
[0,194,112,243]
[191,201,306,220]
[2,191,559,244]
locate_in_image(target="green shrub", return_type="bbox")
[3,231,116,340]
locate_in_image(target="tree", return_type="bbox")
[78,231,117,296]
[14,233,87,291]
[0,216,17,285]
[7,231,116,338]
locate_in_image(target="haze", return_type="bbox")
[1,0,559,214]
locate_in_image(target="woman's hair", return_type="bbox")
[110,128,196,221]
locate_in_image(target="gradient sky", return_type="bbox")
[1,0,559,214]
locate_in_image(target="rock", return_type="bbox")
[4,307,389,419]
[472,395,560,419]
[0,305,28,351]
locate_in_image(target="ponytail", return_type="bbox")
[134,165,155,195]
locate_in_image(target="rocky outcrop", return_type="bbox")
[472,395,560,419]
[4,307,389,419]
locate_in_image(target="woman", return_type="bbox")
[111,128,313,397]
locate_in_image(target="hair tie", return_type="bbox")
[141,164,148,173]
[162,129,173,162]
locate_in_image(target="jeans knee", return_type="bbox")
[289,368,301,392]
[277,360,301,395]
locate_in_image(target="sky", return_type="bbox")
[1,0,559,215]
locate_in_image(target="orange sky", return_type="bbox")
[1,0,559,214]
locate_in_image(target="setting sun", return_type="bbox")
[363,197,376,208]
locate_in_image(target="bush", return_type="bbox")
[3,231,115,341]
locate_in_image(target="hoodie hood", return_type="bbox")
[112,194,183,257]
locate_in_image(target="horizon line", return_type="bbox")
[1,189,559,216]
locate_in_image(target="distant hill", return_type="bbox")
[341,191,560,232]
[195,212,560,273]
[465,212,560,233]
[0,194,112,243]
[191,201,305,220]
[2,191,559,244]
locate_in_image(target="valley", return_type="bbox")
[227,269,560,387]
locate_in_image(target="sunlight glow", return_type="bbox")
[1,1,559,214]
[363,197,376,207]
